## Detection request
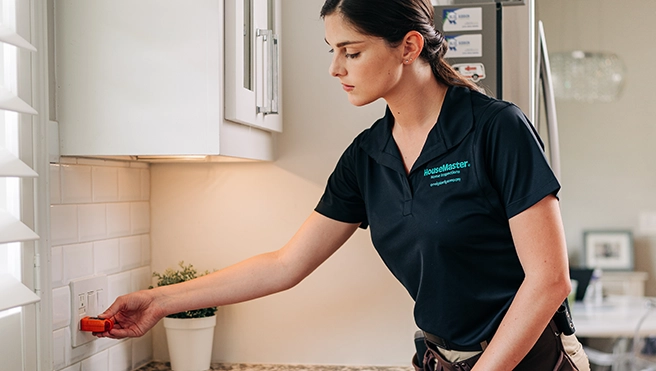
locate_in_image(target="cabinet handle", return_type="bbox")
[256,28,279,115]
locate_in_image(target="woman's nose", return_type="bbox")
[329,56,344,77]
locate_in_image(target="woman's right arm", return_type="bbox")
[96,211,360,339]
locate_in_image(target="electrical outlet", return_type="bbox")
[69,275,108,347]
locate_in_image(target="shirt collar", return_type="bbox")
[360,85,475,174]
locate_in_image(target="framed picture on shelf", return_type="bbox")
[583,230,634,270]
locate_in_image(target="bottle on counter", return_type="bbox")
[584,268,604,305]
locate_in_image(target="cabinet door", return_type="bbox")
[225,0,282,133]
[56,0,223,157]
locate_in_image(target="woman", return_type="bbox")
[96,1,589,369]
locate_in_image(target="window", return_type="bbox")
[0,0,49,370]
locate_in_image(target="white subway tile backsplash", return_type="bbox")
[141,234,151,265]
[75,158,107,166]
[131,331,153,370]
[52,286,71,330]
[53,327,71,370]
[108,340,132,371]
[78,204,107,242]
[140,169,150,201]
[52,245,64,287]
[92,337,119,355]
[130,161,149,169]
[131,202,150,234]
[78,158,131,168]
[94,239,120,275]
[63,243,94,283]
[51,205,79,246]
[92,166,119,202]
[61,165,92,203]
[69,337,117,365]
[119,236,142,271]
[51,164,62,204]
[53,159,152,368]
[118,167,141,201]
[81,349,108,371]
[108,271,132,306]
[76,158,129,167]
[131,266,151,292]
[109,160,131,168]
[106,203,131,238]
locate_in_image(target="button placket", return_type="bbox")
[401,173,413,216]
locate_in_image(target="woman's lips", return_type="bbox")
[342,83,354,92]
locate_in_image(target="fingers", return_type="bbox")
[92,291,159,339]
[96,298,122,320]
[93,320,135,339]
[93,329,129,339]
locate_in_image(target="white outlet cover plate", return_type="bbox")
[69,275,108,347]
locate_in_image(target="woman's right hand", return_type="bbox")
[94,289,167,339]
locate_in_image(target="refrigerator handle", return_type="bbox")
[537,20,561,181]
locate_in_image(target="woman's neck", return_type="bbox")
[386,64,448,132]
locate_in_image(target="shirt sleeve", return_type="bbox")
[314,140,369,228]
[482,103,561,219]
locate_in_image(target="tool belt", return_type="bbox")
[413,320,579,371]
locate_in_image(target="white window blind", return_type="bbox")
[0,0,39,313]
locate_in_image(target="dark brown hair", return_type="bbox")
[320,0,479,91]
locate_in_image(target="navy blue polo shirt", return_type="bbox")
[315,86,561,347]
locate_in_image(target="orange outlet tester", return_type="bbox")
[80,316,114,332]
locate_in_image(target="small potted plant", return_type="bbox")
[152,261,217,371]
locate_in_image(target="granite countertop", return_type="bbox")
[135,361,413,371]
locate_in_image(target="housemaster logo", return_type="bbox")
[424,160,470,187]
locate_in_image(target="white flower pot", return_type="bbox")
[163,315,217,371]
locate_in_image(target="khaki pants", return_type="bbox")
[561,334,590,371]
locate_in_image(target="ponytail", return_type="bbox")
[421,26,480,91]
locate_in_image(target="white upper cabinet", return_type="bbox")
[55,0,282,161]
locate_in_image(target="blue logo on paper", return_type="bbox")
[447,36,458,51]
[445,10,457,24]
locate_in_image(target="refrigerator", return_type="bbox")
[433,0,561,179]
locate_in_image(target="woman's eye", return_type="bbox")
[328,49,334,54]
[345,52,360,59]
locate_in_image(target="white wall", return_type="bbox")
[537,0,656,293]
[149,0,416,366]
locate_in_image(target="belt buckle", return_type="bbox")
[433,335,450,350]
[423,331,485,352]
[424,331,452,350]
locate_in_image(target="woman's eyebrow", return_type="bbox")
[324,38,365,48]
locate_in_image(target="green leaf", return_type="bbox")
[151,261,218,319]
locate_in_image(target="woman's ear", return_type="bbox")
[402,30,424,64]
